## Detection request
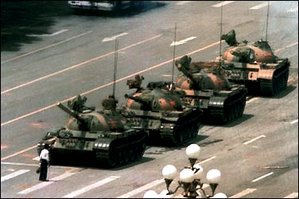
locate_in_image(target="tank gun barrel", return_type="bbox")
[175,61,198,85]
[57,102,87,124]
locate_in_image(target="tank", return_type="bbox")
[219,29,290,96]
[174,55,248,124]
[37,95,148,168]
[124,75,201,146]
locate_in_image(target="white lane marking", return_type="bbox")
[275,42,298,54]
[243,135,266,145]
[290,119,298,124]
[198,156,216,164]
[1,169,30,182]
[212,1,234,7]
[250,2,269,10]
[1,39,219,129]
[18,172,75,195]
[117,179,164,198]
[63,176,120,198]
[1,145,37,161]
[1,161,77,169]
[1,162,38,167]
[1,31,92,64]
[33,156,40,161]
[28,29,69,37]
[176,1,191,5]
[230,188,257,198]
[170,36,197,46]
[102,32,128,42]
[251,172,273,182]
[1,34,162,95]
[247,97,259,104]
[284,192,298,198]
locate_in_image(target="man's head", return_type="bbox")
[44,143,49,149]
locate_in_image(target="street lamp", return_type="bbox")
[144,144,227,198]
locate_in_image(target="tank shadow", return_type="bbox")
[199,113,254,127]
[269,85,297,99]
[50,155,154,170]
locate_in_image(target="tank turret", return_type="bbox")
[175,55,231,91]
[124,75,201,146]
[219,29,290,96]
[174,55,247,124]
[37,95,147,168]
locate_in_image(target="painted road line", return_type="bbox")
[251,172,273,182]
[1,39,219,128]
[170,36,197,46]
[198,156,216,164]
[117,179,164,198]
[18,172,75,195]
[1,145,37,161]
[275,42,298,54]
[230,188,257,198]
[250,2,269,10]
[1,34,162,95]
[284,192,298,198]
[28,29,69,37]
[102,32,128,42]
[176,1,191,5]
[33,156,40,161]
[1,161,76,170]
[1,31,93,64]
[1,169,30,182]
[63,176,120,198]
[212,1,234,8]
[243,135,266,145]
[247,97,259,104]
[290,119,298,124]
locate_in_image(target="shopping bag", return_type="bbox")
[36,166,41,174]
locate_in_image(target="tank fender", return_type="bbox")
[257,69,275,80]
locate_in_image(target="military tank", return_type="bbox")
[219,29,290,96]
[123,75,201,146]
[37,95,148,168]
[174,55,248,124]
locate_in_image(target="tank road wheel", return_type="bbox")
[174,128,184,146]
[123,149,130,163]
[128,147,136,162]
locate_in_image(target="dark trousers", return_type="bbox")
[39,159,49,181]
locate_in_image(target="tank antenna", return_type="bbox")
[171,23,177,83]
[112,39,118,98]
[265,1,270,41]
[219,3,223,63]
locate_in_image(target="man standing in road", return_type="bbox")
[39,143,50,181]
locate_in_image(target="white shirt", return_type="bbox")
[39,148,49,162]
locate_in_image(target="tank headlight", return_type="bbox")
[160,125,164,128]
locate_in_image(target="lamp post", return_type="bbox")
[144,144,227,198]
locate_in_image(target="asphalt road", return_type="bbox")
[1,1,298,198]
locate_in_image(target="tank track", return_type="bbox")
[207,88,247,124]
[159,109,201,146]
[93,132,147,168]
[259,64,289,96]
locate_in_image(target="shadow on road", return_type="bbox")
[1,1,71,51]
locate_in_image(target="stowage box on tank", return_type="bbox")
[174,55,248,124]
[219,29,290,96]
[37,95,148,168]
